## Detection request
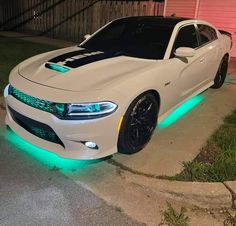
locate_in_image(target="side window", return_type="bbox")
[170,25,198,58]
[174,25,199,50]
[198,24,218,46]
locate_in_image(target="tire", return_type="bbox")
[211,56,228,89]
[118,92,158,154]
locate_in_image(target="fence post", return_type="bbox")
[92,0,101,33]
[0,2,3,30]
[147,0,154,16]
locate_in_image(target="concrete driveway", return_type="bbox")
[113,72,236,176]
[1,63,236,225]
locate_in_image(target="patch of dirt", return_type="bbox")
[0,103,6,110]
[194,141,222,164]
[228,58,236,75]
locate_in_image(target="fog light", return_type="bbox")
[84,141,98,150]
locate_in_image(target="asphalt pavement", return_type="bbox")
[0,106,144,226]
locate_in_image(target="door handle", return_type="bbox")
[200,58,205,63]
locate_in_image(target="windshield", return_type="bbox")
[80,18,174,60]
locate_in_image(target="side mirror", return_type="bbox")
[84,34,91,40]
[175,47,196,58]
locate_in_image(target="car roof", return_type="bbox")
[115,16,192,26]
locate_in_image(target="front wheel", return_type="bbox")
[211,56,228,89]
[118,93,158,154]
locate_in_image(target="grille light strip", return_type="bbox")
[9,86,54,114]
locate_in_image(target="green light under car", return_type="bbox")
[5,128,101,172]
[158,95,204,129]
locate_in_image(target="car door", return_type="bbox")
[196,24,221,82]
[171,24,211,100]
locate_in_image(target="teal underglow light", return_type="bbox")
[46,63,70,73]
[158,95,204,129]
[5,128,101,172]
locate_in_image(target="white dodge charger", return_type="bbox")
[4,16,232,160]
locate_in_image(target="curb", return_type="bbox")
[126,172,233,209]
[224,181,236,208]
[108,160,235,209]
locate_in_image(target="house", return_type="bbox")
[164,0,236,56]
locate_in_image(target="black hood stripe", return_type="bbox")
[48,48,119,69]
[49,49,90,63]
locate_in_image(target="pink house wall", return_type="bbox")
[164,0,236,56]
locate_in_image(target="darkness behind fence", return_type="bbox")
[0,0,164,42]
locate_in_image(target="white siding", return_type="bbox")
[197,0,236,56]
[165,0,198,18]
[165,0,236,56]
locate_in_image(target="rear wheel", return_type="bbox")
[211,56,228,89]
[118,93,158,154]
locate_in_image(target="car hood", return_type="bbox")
[18,46,155,92]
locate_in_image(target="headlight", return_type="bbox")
[56,102,117,120]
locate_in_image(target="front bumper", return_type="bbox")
[4,85,121,160]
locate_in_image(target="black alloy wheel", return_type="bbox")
[211,56,228,89]
[118,93,158,154]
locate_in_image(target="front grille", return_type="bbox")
[8,106,64,147]
[9,85,55,114]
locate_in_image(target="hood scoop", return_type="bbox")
[45,63,70,73]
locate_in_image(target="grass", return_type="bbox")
[160,202,190,226]
[0,35,57,93]
[224,209,236,226]
[169,110,236,182]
